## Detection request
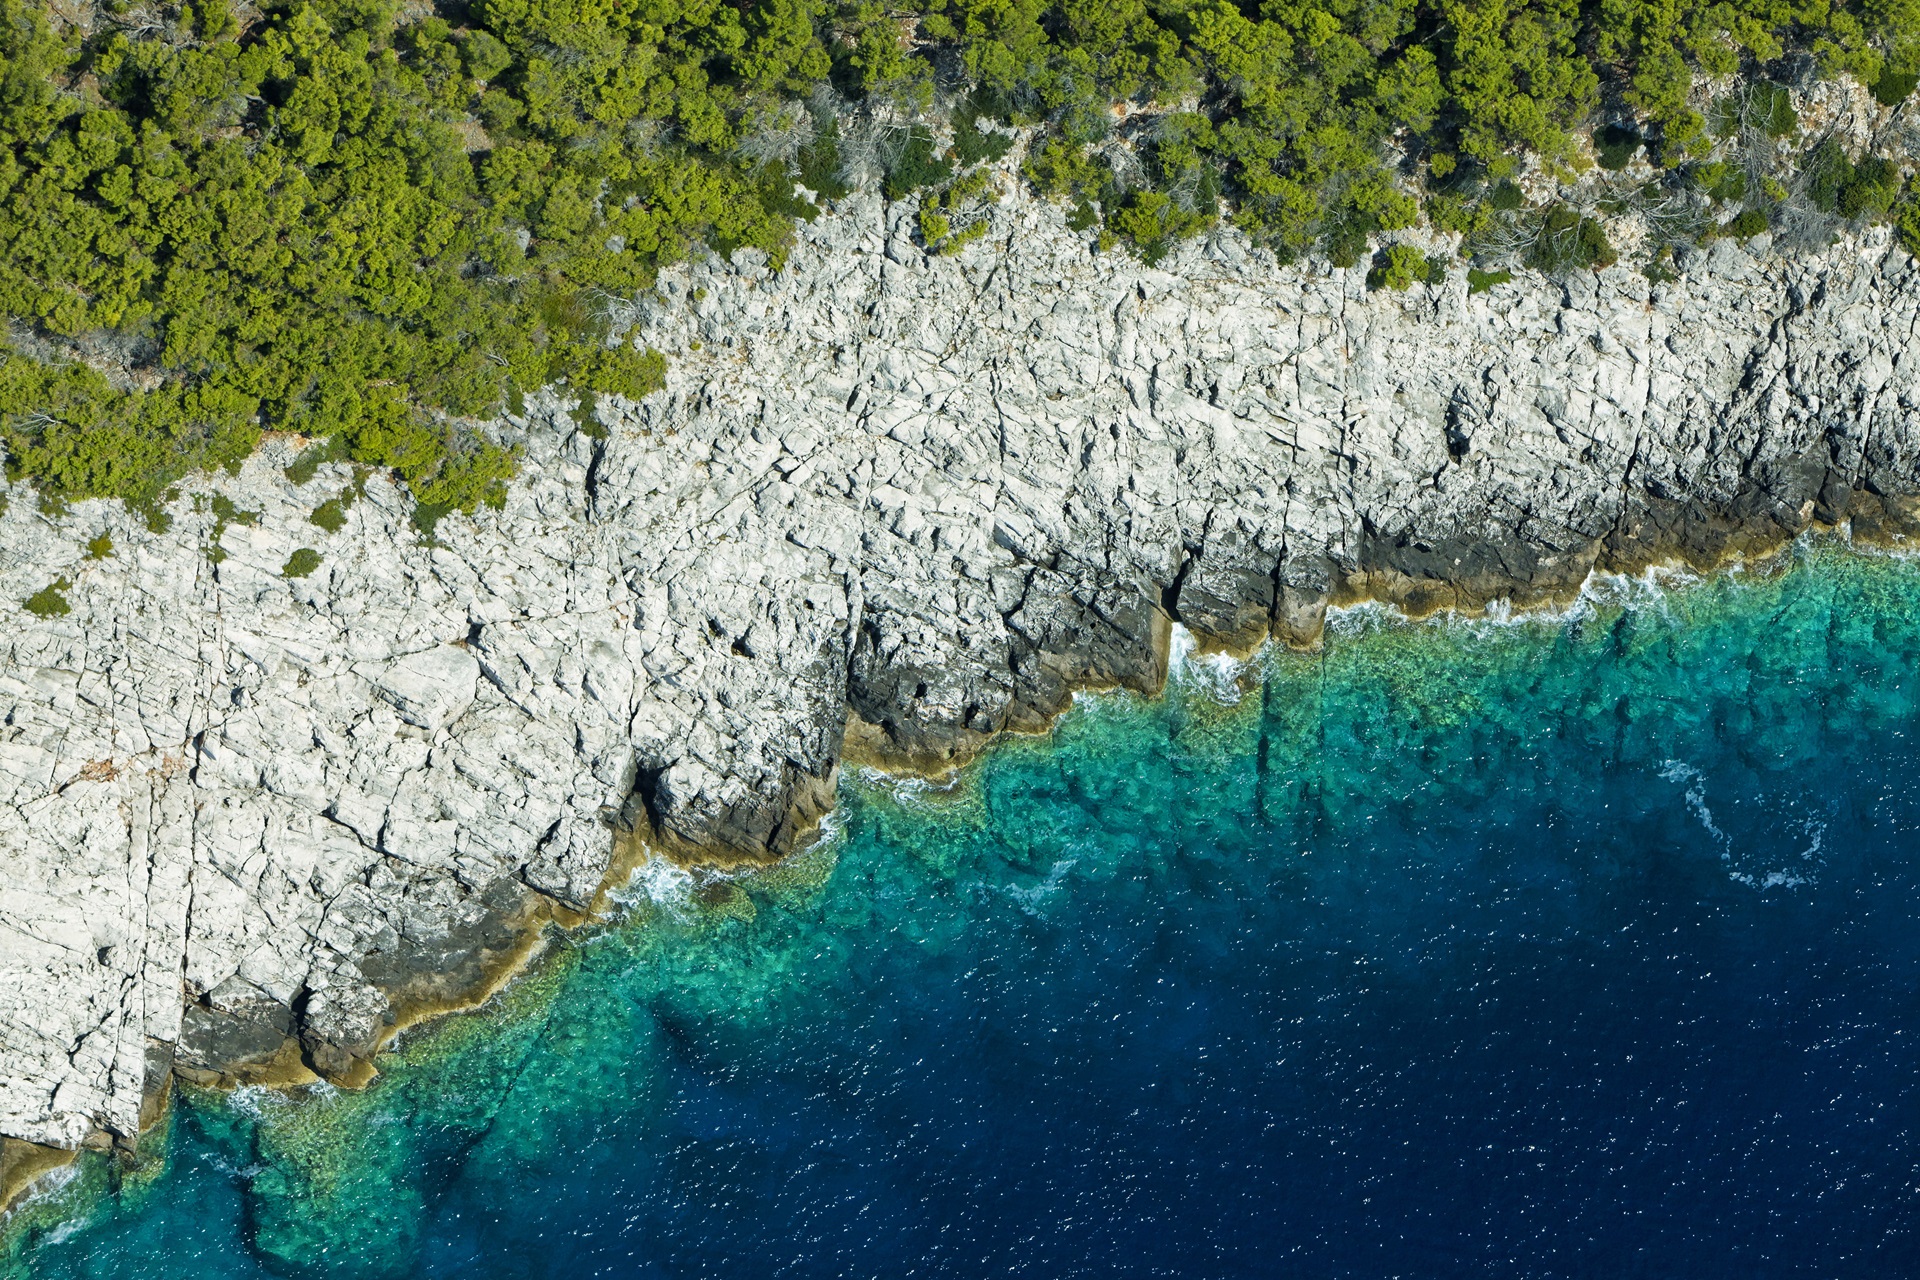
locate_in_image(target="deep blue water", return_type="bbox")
[8,549,1920,1278]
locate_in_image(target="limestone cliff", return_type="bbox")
[3,179,1918,1175]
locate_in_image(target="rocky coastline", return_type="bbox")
[4,177,1920,1210]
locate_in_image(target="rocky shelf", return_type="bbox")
[3,182,1918,1204]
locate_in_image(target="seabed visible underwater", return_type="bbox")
[8,542,1920,1278]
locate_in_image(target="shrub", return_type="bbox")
[1528,207,1617,274]
[283,548,323,579]
[952,108,1013,168]
[574,346,668,402]
[1430,193,1488,236]
[1758,85,1799,138]
[310,499,349,534]
[1873,67,1918,106]
[1712,84,1797,139]
[85,534,112,559]
[1594,124,1641,170]
[1368,245,1431,291]
[411,503,455,540]
[916,166,999,255]
[1727,209,1770,238]
[1467,267,1513,293]
[460,30,512,83]
[797,127,854,201]
[23,578,70,618]
[1899,198,1920,258]
[1323,215,1373,269]
[1840,158,1901,219]
[1108,186,1215,265]
[210,495,256,528]
[1804,142,1849,212]
[1803,142,1902,220]
[883,129,953,201]
[286,439,346,487]
[1694,161,1748,204]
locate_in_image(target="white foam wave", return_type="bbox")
[1167,621,1197,672]
[1304,524,1913,646]
[36,1163,79,1197]
[1192,652,1249,705]
[810,803,845,851]
[6,1159,84,1234]
[1319,561,1707,644]
[855,763,965,810]
[228,1084,290,1123]
[607,853,696,917]
[1658,759,1730,852]
[1000,857,1079,917]
[1735,817,1829,890]
[1471,563,1694,636]
[1166,623,1254,706]
[1659,760,1826,891]
[1323,600,1404,637]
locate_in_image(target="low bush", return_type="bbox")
[1528,208,1618,274]
[1369,245,1432,291]
[1594,125,1642,170]
[23,578,69,618]
[1873,67,1919,106]
[310,499,350,534]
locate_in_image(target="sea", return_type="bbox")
[6,541,1919,1278]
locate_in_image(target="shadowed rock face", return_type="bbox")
[845,562,1171,770]
[176,999,294,1080]
[3,179,1919,1169]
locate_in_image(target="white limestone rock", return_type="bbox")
[372,646,480,735]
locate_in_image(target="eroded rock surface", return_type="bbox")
[4,182,1919,1157]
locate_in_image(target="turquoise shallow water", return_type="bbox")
[9,545,1920,1277]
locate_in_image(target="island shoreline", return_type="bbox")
[4,508,1916,1221]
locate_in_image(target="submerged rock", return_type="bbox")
[2,184,1919,1171]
